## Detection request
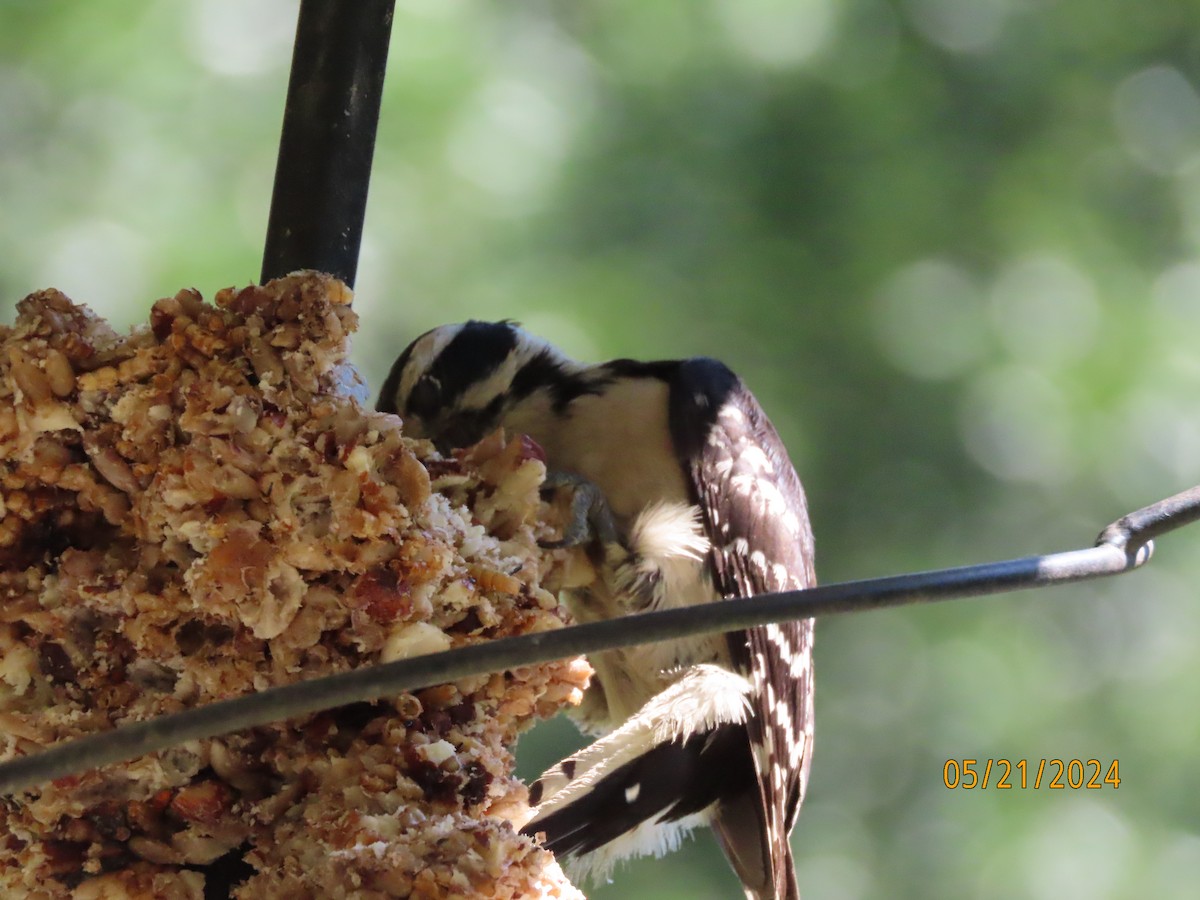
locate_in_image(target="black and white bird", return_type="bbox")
[378,321,816,900]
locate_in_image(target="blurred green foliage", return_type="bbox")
[3,1,1200,897]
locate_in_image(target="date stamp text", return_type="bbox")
[942,758,1120,790]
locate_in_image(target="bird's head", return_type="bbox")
[378,320,584,453]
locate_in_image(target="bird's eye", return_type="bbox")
[440,414,486,451]
[406,377,442,419]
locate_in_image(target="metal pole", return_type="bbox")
[260,0,395,287]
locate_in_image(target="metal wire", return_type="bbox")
[0,483,1194,796]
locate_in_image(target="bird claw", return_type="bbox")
[539,471,619,549]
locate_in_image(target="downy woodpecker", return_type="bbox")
[379,321,815,899]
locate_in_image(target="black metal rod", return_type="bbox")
[3,481,1188,796]
[260,0,394,287]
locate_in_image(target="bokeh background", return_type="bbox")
[3,1,1200,897]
